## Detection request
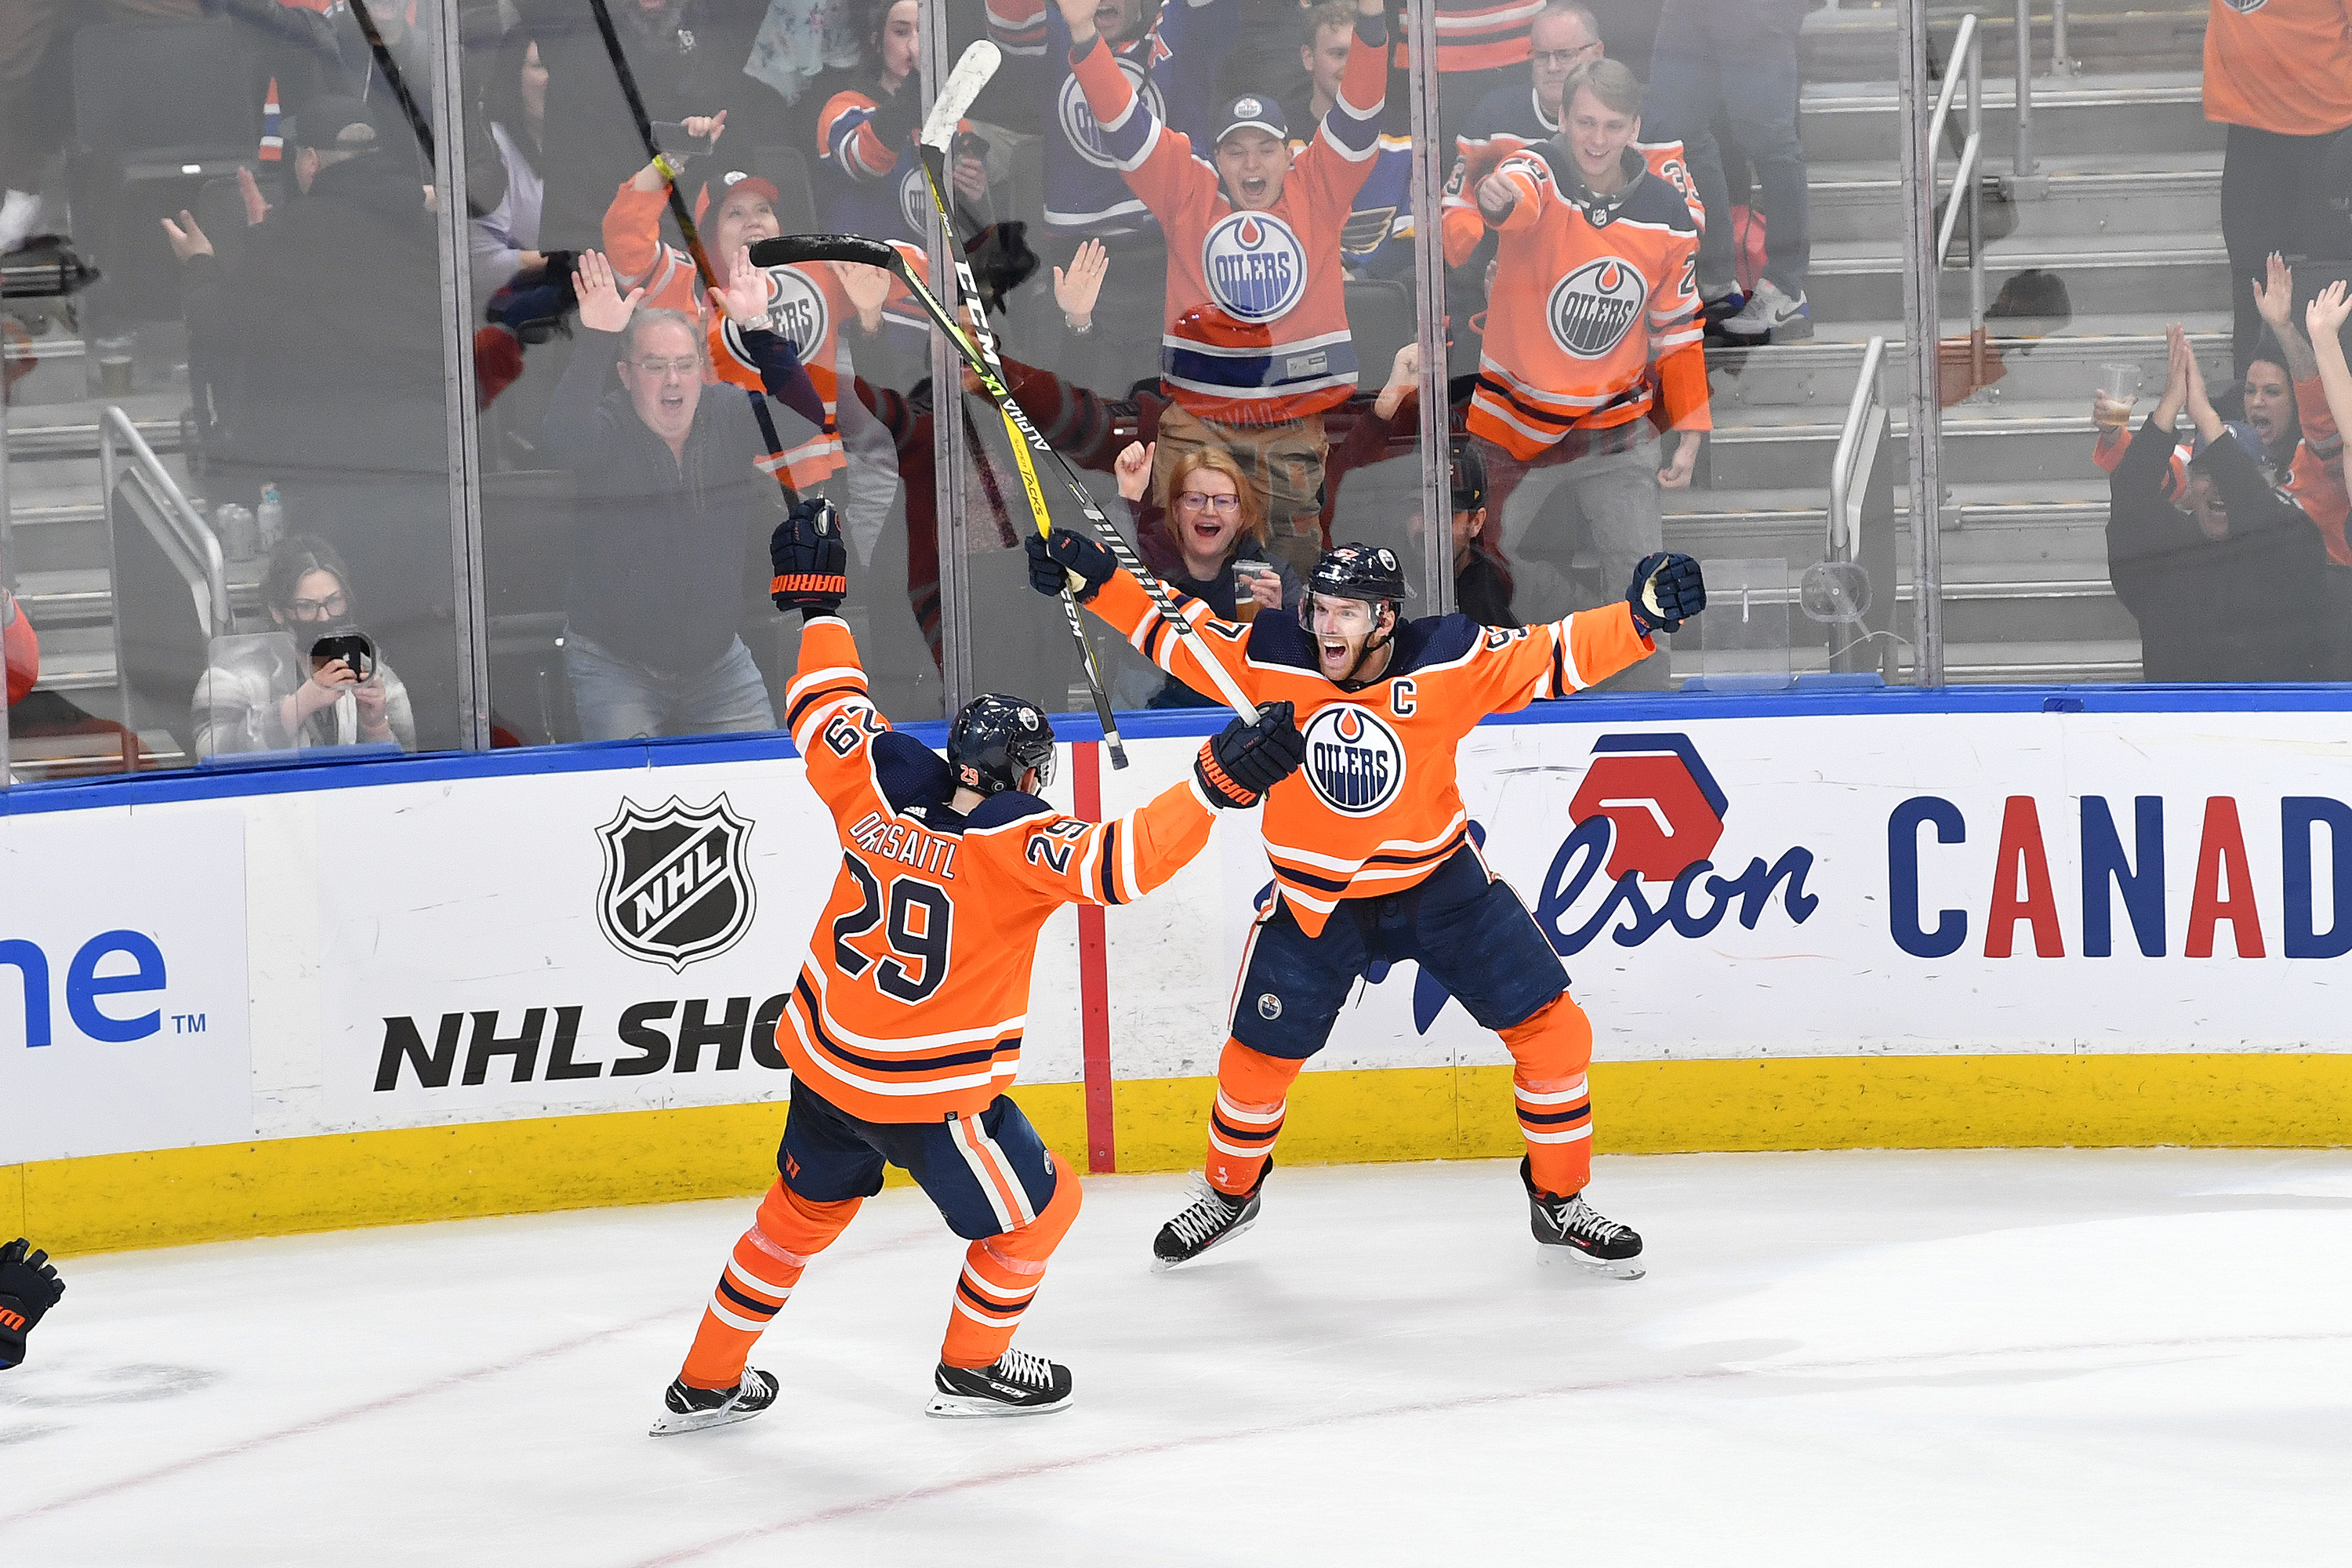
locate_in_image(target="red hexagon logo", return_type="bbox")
[1566,733,1730,882]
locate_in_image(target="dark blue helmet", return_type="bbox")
[948,693,1056,797]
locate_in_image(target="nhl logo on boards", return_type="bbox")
[1301,704,1406,816]
[595,796,757,972]
[1547,257,1646,359]
[1059,58,1164,170]
[1202,212,1308,324]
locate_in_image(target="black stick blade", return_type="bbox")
[750,234,903,271]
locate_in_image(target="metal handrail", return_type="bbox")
[100,403,230,635]
[1827,336,1889,559]
[1932,14,1990,387]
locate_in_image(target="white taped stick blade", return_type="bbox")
[924,40,1001,150]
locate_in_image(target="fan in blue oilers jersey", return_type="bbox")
[1283,0,1415,280]
[817,0,994,249]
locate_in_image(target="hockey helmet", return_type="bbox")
[1302,543,1408,615]
[947,693,1056,797]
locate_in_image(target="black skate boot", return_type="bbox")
[1151,1158,1270,1271]
[1521,1158,1645,1279]
[648,1368,779,1436]
[926,1347,1074,1417]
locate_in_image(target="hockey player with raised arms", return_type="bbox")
[652,501,1307,1434]
[1024,525,1706,1275]
[1055,0,1388,577]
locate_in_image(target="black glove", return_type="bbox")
[1023,528,1116,603]
[0,1237,65,1370]
[870,81,925,152]
[1195,700,1307,809]
[770,499,848,618]
[1626,551,1705,637]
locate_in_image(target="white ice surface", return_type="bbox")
[5,1150,2350,1566]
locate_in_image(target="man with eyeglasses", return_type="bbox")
[544,249,803,742]
[1028,523,1705,1283]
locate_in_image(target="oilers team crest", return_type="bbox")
[1301,705,1405,816]
[1547,256,1647,359]
[757,264,828,354]
[897,163,931,241]
[1059,57,1164,171]
[595,795,757,972]
[1203,212,1307,324]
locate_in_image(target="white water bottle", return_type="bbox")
[257,483,285,550]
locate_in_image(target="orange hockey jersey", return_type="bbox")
[780,615,1221,1121]
[1438,78,1704,268]
[1071,14,1388,425]
[2204,0,2352,137]
[1467,145,1708,459]
[1084,569,1653,935]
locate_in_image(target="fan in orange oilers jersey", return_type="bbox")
[1025,528,1708,1276]
[651,499,1308,1434]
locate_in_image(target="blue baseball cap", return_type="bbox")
[2189,420,2269,468]
[1214,94,1288,146]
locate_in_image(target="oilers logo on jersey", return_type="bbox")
[1202,211,1308,323]
[1060,56,1167,170]
[896,162,932,241]
[1548,257,1647,359]
[755,265,829,357]
[1302,705,1406,816]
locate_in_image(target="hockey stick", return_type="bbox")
[750,231,1265,724]
[913,44,1127,768]
[583,0,800,502]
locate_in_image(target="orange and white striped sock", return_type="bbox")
[678,1179,859,1391]
[1500,993,1595,1197]
[1204,1038,1302,1198]
[939,1152,1083,1370]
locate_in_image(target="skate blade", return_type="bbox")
[648,1403,768,1437]
[924,1392,1074,1419]
[1537,1245,1646,1282]
[1149,1212,1259,1272]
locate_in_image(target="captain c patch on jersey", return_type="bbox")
[1203,212,1308,323]
[1301,704,1406,816]
[1547,257,1647,359]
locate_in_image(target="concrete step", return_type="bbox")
[1805,3,2209,82]
[1808,154,2222,245]
[4,727,184,782]
[1800,74,2218,164]
[13,567,112,627]
[1706,316,2230,411]
[1806,234,2230,325]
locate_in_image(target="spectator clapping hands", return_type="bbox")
[713,245,771,327]
[835,260,892,332]
[573,250,645,333]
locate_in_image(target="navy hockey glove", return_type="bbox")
[1195,701,1306,809]
[770,499,848,618]
[1024,528,1116,603]
[1626,551,1705,637]
[0,1237,65,1370]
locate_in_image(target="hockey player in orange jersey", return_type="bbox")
[1024,526,1707,1278]
[652,500,1307,1434]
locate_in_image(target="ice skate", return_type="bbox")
[1521,1158,1644,1279]
[1152,1160,1269,1270]
[648,1368,779,1436]
[926,1347,1074,1417]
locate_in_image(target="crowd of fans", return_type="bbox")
[10,0,2352,767]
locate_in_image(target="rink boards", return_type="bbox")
[7,689,2352,1252]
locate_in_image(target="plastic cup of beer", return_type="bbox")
[2096,362,2142,430]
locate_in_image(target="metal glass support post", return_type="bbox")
[1404,0,1453,614]
[2013,0,2035,180]
[430,0,491,750]
[0,379,11,783]
[1899,0,1945,687]
[921,2,975,714]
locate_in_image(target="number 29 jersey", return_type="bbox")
[781,615,1221,1123]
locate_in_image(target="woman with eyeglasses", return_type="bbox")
[191,535,416,757]
[1116,441,1302,708]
